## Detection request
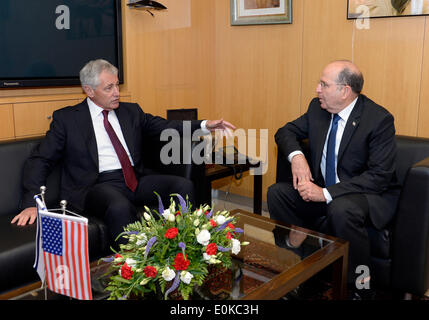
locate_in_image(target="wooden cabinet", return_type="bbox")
[14,99,81,137]
[0,104,15,140]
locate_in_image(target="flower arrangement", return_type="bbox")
[102,193,249,300]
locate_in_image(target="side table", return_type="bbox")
[202,162,262,214]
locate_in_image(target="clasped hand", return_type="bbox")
[291,154,325,202]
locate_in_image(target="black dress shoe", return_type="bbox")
[348,288,376,300]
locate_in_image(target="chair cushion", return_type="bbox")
[0,215,38,293]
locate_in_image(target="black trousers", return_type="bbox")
[84,169,195,248]
[267,182,370,285]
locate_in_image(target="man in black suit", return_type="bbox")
[11,59,235,246]
[267,60,400,298]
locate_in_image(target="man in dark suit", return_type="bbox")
[11,59,235,246]
[267,60,400,298]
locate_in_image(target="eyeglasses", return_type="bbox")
[318,81,348,89]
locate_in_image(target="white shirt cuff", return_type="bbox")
[200,120,210,134]
[288,151,304,163]
[323,188,333,204]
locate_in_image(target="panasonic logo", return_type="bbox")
[3,82,20,86]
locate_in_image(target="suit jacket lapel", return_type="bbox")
[114,104,136,161]
[338,96,363,162]
[74,100,99,170]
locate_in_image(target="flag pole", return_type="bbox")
[40,186,47,207]
[43,278,48,300]
[60,200,67,215]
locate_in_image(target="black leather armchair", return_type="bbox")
[275,135,429,296]
[0,135,204,295]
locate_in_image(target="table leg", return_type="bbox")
[253,173,262,214]
[331,252,348,300]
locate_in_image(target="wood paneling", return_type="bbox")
[0,104,15,140]
[210,0,304,198]
[353,17,425,136]
[418,17,429,138]
[123,0,215,118]
[301,0,354,112]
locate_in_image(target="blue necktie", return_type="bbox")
[325,114,341,187]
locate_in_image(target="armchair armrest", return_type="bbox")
[392,157,429,295]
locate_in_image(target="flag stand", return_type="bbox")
[33,186,92,300]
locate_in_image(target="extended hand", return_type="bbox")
[291,154,313,190]
[205,119,236,137]
[297,181,326,202]
[10,207,37,226]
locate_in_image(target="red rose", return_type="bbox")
[226,231,232,240]
[172,252,190,271]
[206,243,217,255]
[165,227,179,239]
[120,263,133,280]
[209,219,217,227]
[144,266,158,278]
[204,211,210,216]
[227,223,235,230]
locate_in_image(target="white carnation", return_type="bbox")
[196,229,211,246]
[180,271,194,284]
[162,267,176,281]
[125,258,137,268]
[215,215,226,225]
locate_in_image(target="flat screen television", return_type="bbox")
[0,0,123,88]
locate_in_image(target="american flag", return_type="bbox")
[40,211,92,300]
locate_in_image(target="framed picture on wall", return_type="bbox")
[230,0,292,25]
[347,0,429,19]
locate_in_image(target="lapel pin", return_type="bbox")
[352,121,356,126]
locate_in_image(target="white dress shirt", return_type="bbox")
[87,98,135,173]
[87,98,210,173]
[288,97,358,203]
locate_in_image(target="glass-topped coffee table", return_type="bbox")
[3,209,348,300]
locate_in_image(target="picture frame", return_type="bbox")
[347,0,429,19]
[230,0,292,26]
